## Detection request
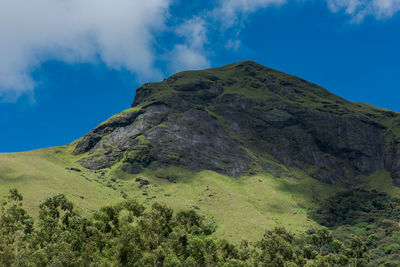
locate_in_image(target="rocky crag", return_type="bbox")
[73,61,400,186]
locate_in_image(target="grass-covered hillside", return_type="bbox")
[0,145,336,242]
[0,147,123,217]
[1,145,399,245]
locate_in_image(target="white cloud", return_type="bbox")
[169,0,287,61]
[176,17,209,49]
[200,0,400,56]
[168,17,210,72]
[191,0,286,54]
[226,39,242,51]
[168,44,210,72]
[0,0,170,101]
[217,0,400,23]
[214,0,287,28]
[327,0,400,22]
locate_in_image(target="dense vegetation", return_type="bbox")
[312,189,400,266]
[1,189,373,266]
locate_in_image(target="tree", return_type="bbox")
[351,236,367,267]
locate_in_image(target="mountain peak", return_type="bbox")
[224,59,266,69]
[132,60,335,109]
[74,61,400,187]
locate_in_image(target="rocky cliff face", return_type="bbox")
[73,61,400,186]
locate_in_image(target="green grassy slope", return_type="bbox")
[3,146,396,243]
[110,167,343,242]
[361,169,400,198]
[0,146,344,242]
[0,147,123,217]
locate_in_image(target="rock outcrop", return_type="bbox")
[74,61,400,186]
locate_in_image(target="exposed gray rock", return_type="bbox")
[144,109,251,176]
[66,167,81,172]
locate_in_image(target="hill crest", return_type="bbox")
[73,60,400,186]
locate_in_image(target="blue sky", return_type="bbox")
[1,0,400,152]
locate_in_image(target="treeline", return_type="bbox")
[1,189,369,266]
[312,189,400,267]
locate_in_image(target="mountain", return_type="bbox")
[1,60,400,242]
[74,60,400,187]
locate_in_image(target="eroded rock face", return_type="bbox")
[74,61,400,185]
[144,109,251,176]
[209,93,390,184]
